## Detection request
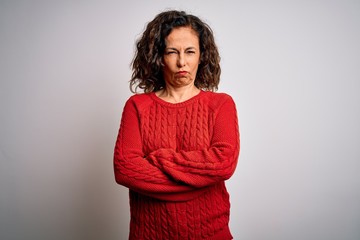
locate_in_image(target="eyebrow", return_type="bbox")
[165,47,197,51]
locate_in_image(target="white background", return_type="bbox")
[1,1,359,239]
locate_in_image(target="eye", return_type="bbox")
[165,50,177,55]
[186,50,196,54]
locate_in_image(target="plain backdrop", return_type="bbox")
[1,0,360,240]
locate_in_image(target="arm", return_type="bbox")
[147,96,240,188]
[113,97,209,201]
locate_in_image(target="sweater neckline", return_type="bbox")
[150,90,205,107]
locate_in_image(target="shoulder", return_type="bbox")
[203,91,233,101]
[124,92,154,111]
[127,92,152,103]
[201,91,236,110]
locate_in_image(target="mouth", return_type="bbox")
[176,71,188,76]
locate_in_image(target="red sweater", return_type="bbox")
[114,90,240,240]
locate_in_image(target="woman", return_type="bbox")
[114,10,240,240]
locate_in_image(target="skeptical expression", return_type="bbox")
[162,27,201,88]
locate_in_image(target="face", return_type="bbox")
[162,27,201,88]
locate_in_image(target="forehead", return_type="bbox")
[165,27,199,46]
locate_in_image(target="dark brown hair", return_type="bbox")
[130,10,221,93]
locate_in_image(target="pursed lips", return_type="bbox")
[176,71,188,76]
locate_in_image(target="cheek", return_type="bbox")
[191,61,200,73]
[163,58,177,70]
[162,63,172,75]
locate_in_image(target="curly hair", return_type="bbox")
[130,10,221,93]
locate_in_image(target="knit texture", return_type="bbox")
[114,90,240,240]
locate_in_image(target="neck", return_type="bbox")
[156,85,200,103]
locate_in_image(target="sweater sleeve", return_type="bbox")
[147,95,240,188]
[113,97,209,201]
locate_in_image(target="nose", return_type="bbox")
[177,52,185,67]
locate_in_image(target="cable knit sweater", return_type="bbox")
[114,90,240,240]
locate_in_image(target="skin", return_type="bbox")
[156,26,201,103]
